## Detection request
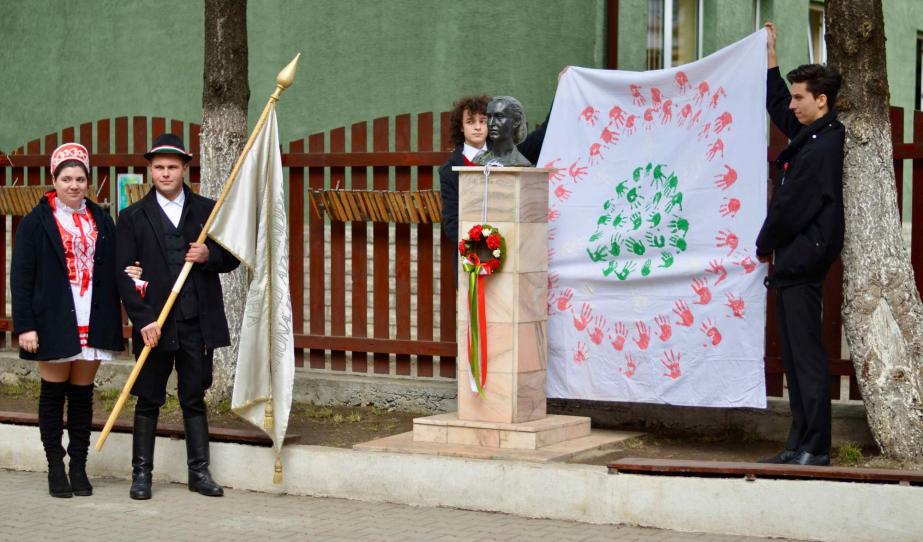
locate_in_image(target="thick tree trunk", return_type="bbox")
[827,0,923,462]
[201,0,249,403]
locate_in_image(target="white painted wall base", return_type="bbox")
[2,423,919,542]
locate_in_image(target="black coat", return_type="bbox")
[11,194,124,360]
[116,184,240,355]
[756,67,845,287]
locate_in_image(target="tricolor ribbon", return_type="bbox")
[462,254,493,397]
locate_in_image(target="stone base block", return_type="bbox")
[412,412,591,450]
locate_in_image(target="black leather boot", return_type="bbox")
[184,416,224,497]
[66,382,94,496]
[129,414,157,500]
[39,379,72,498]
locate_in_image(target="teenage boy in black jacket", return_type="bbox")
[756,23,845,466]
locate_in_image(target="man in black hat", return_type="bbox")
[116,133,240,499]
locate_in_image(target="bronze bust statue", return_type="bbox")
[473,96,532,166]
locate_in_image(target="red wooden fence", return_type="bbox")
[2,108,922,401]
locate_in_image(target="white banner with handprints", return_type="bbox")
[539,30,769,407]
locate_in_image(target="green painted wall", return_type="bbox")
[0,0,606,153]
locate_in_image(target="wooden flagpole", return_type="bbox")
[95,53,301,451]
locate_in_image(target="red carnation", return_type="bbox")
[458,240,467,255]
[469,224,483,241]
[486,233,501,250]
[487,259,501,272]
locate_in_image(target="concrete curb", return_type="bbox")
[2,423,918,541]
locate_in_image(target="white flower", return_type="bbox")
[483,227,493,236]
[492,249,501,258]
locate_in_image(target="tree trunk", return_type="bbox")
[827,0,923,462]
[201,0,249,404]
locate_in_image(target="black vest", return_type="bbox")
[158,204,199,320]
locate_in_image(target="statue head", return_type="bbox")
[486,96,528,147]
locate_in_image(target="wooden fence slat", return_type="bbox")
[97,119,112,206]
[330,127,347,371]
[764,124,788,396]
[438,112,456,377]
[417,112,435,378]
[132,117,147,180]
[152,117,165,140]
[913,110,923,303]
[114,117,130,199]
[27,139,41,187]
[394,114,412,376]
[0,165,6,346]
[891,107,905,216]
[308,132,326,369]
[289,138,305,368]
[823,259,844,399]
[189,123,201,184]
[351,121,370,373]
[372,117,391,375]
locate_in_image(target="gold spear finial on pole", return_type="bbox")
[95,54,301,451]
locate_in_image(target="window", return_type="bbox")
[647,0,701,70]
[916,33,922,111]
[808,3,826,64]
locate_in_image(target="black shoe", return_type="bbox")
[757,449,798,464]
[184,416,224,497]
[66,383,94,496]
[48,459,73,498]
[68,462,93,496]
[785,451,830,466]
[129,414,157,500]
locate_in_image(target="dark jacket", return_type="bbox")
[756,67,845,287]
[11,194,124,360]
[439,110,551,243]
[116,184,240,355]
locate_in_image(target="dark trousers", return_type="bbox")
[132,318,213,419]
[776,281,831,455]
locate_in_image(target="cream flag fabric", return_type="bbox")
[208,106,295,465]
[538,30,769,408]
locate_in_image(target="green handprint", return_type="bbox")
[616,181,628,197]
[665,192,683,213]
[645,232,665,248]
[588,230,602,242]
[597,214,611,227]
[641,259,652,277]
[624,237,646,256]
[611,212,624,228]
[668,217,689,235]
[649,191,662,207]
[631,212,642,230]
[627,188,645,209]
[652,164,667,187]
[669,235,687,252]
[609,235,622,257]
[659,252,675,268]
[664,174,679,193]
[603,199,612,210]
[648,212,661,227]
[602,261,617,277]
[616,261,636,280]
[633,166,643,182]
[645,162,654,175]
[587,245,608,262]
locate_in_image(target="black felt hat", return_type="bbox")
[144,133,193,163]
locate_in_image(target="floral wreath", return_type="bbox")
[458,224,506,274]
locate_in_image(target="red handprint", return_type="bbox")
[720,197,741,217]
[698,122,712,140]
[710,86,727,109]
[633,321,651,350]
[674,71,690,94]
[706,138,725,161]
[660,99,673,124]
[624,114,637,135]
[554,184,571,201]
[600,125,620,146]
[714,111,733,133]
[643,108,655,131]
[715,229,739,255]
[548,247,556,260]
[726,293,745,318]
[573,303,592,331]
[573,341,588,365]
[544,158,565,183]
[661,350,682,379]
[654,315,672,342]
[621,353,638,378]
[695,81,710,105]
[548,207,560,222]
[700,319,722,346]
[568,160,588,183]
[610,322,629,351]
[706,259,728,286]
[673,300,694,327]
[734,256,757,274]
[589,315,607,345]
[556,287,573,312]
[579,106,599,125]
[630,84,646,106]
[548,227,556,241]
[547,272,559,290]
[714,164,737,190]
[588,143,604,165]
[677,104,693,126]
[650,87,663,110]
[688,109,702,129]
[691,277,712,305]
[608,105,626,127]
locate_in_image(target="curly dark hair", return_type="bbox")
[448,94,490,148]
[787,64,842,107]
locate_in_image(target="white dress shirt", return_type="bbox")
[156,190,185,228]
[463,142,487,163]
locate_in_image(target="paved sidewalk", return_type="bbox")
[0,469,797,542]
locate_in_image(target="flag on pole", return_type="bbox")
[207,106,295,482]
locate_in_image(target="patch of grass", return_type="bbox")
[299,404,334,420]
[836,441,865,466]
[622,436,647,450]
[160,396,181,414]
[0,379,41,400]
[332,413,344,424]
[212,399,232,415]
[347,411,362,423]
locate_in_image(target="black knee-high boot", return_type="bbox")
[66,383,94,496]
[38,379,72,498]
[184,415,223,497]
[130,414,157,500]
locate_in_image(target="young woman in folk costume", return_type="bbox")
[11,143,141,497]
